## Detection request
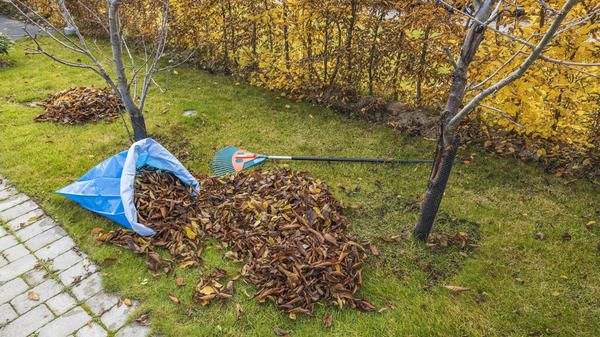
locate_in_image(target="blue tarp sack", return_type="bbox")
[56,138,200,236]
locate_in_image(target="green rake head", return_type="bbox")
[210,146,266,176]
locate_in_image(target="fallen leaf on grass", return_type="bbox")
[137,314,149,324]
[551,291,560,296]
[168,293,180,305]
[273,327,288,336]
[178,260,196,269]
[346,202,363,209]
[124,298,132,306]
[101,258,119,265]
[378,307,390,313]
[444,285,471,293]
[369,242,380,256]
[561,232,571,240]
[535,232,545,240]
[236,302,243,320]
[321,313,332,328]
[27,291,40,301]
[176,278,186,287]
[91,227,104,234]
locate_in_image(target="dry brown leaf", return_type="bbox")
[321,313,332,328]
[27,291,40,301]
[124,298,132,306]
[273,327,288,336]
[236,302,243,320]
[444,285,472,293]
[82,258,91,271]
[168,294,180,305]
[369,242,380,256]
[176,277,186,287]
[91,227,104,233]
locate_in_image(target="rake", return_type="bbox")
[210,146,469,176]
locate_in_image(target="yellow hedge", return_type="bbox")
[24,0,600,152]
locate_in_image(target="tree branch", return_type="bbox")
[448,0,583,128]
[480,103,525,130]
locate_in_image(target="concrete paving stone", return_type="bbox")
[46,292,77,316]
[36,306,92,337]
[72,272,103,301]
[34,235,75,261]
[0,303,54,337]
[75,322,108,337]
[0,200,39,222]
[6,209,45,231]
[22,266,51,287]
[11,278,62,314]
[52,249,84,272]
[0,255,7,268]
[0,226,6,238]
[59,260,97,287]
[0,254,37,283]
[100,299,138,332]
[14,217,56,241]
[0,186,17,201]
[0,194,28,213]
[0,303,17,326]
[85,292,119,316]
[0,278,28,304]
[25,225,67,251]
[0,235,18,253]
[3,244,29,262]
[115,322,151,337]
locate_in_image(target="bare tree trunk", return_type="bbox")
[413,134,459,240]
[344,0,357,83]
[414,1,496,240]
[108,0,147,141]
[283,1,290,69]
[416,25,431,106]
[367,10,384,96]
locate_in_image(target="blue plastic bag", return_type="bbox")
[56,138,200,236]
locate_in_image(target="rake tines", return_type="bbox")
[210,146,239,176]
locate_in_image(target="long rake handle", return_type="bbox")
[266,156,469,164]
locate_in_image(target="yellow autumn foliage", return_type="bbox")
[25,0,600,152]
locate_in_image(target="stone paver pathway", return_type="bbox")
[0,174,151,337]
[0,15,46,40]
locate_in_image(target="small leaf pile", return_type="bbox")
[98,168,375,316]
[34,87,123,124]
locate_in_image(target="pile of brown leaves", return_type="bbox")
[34,87,123,124]
[98,168,375,316]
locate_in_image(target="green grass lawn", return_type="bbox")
[1,39,599,336]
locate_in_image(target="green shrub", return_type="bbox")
[0,33,10,55]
